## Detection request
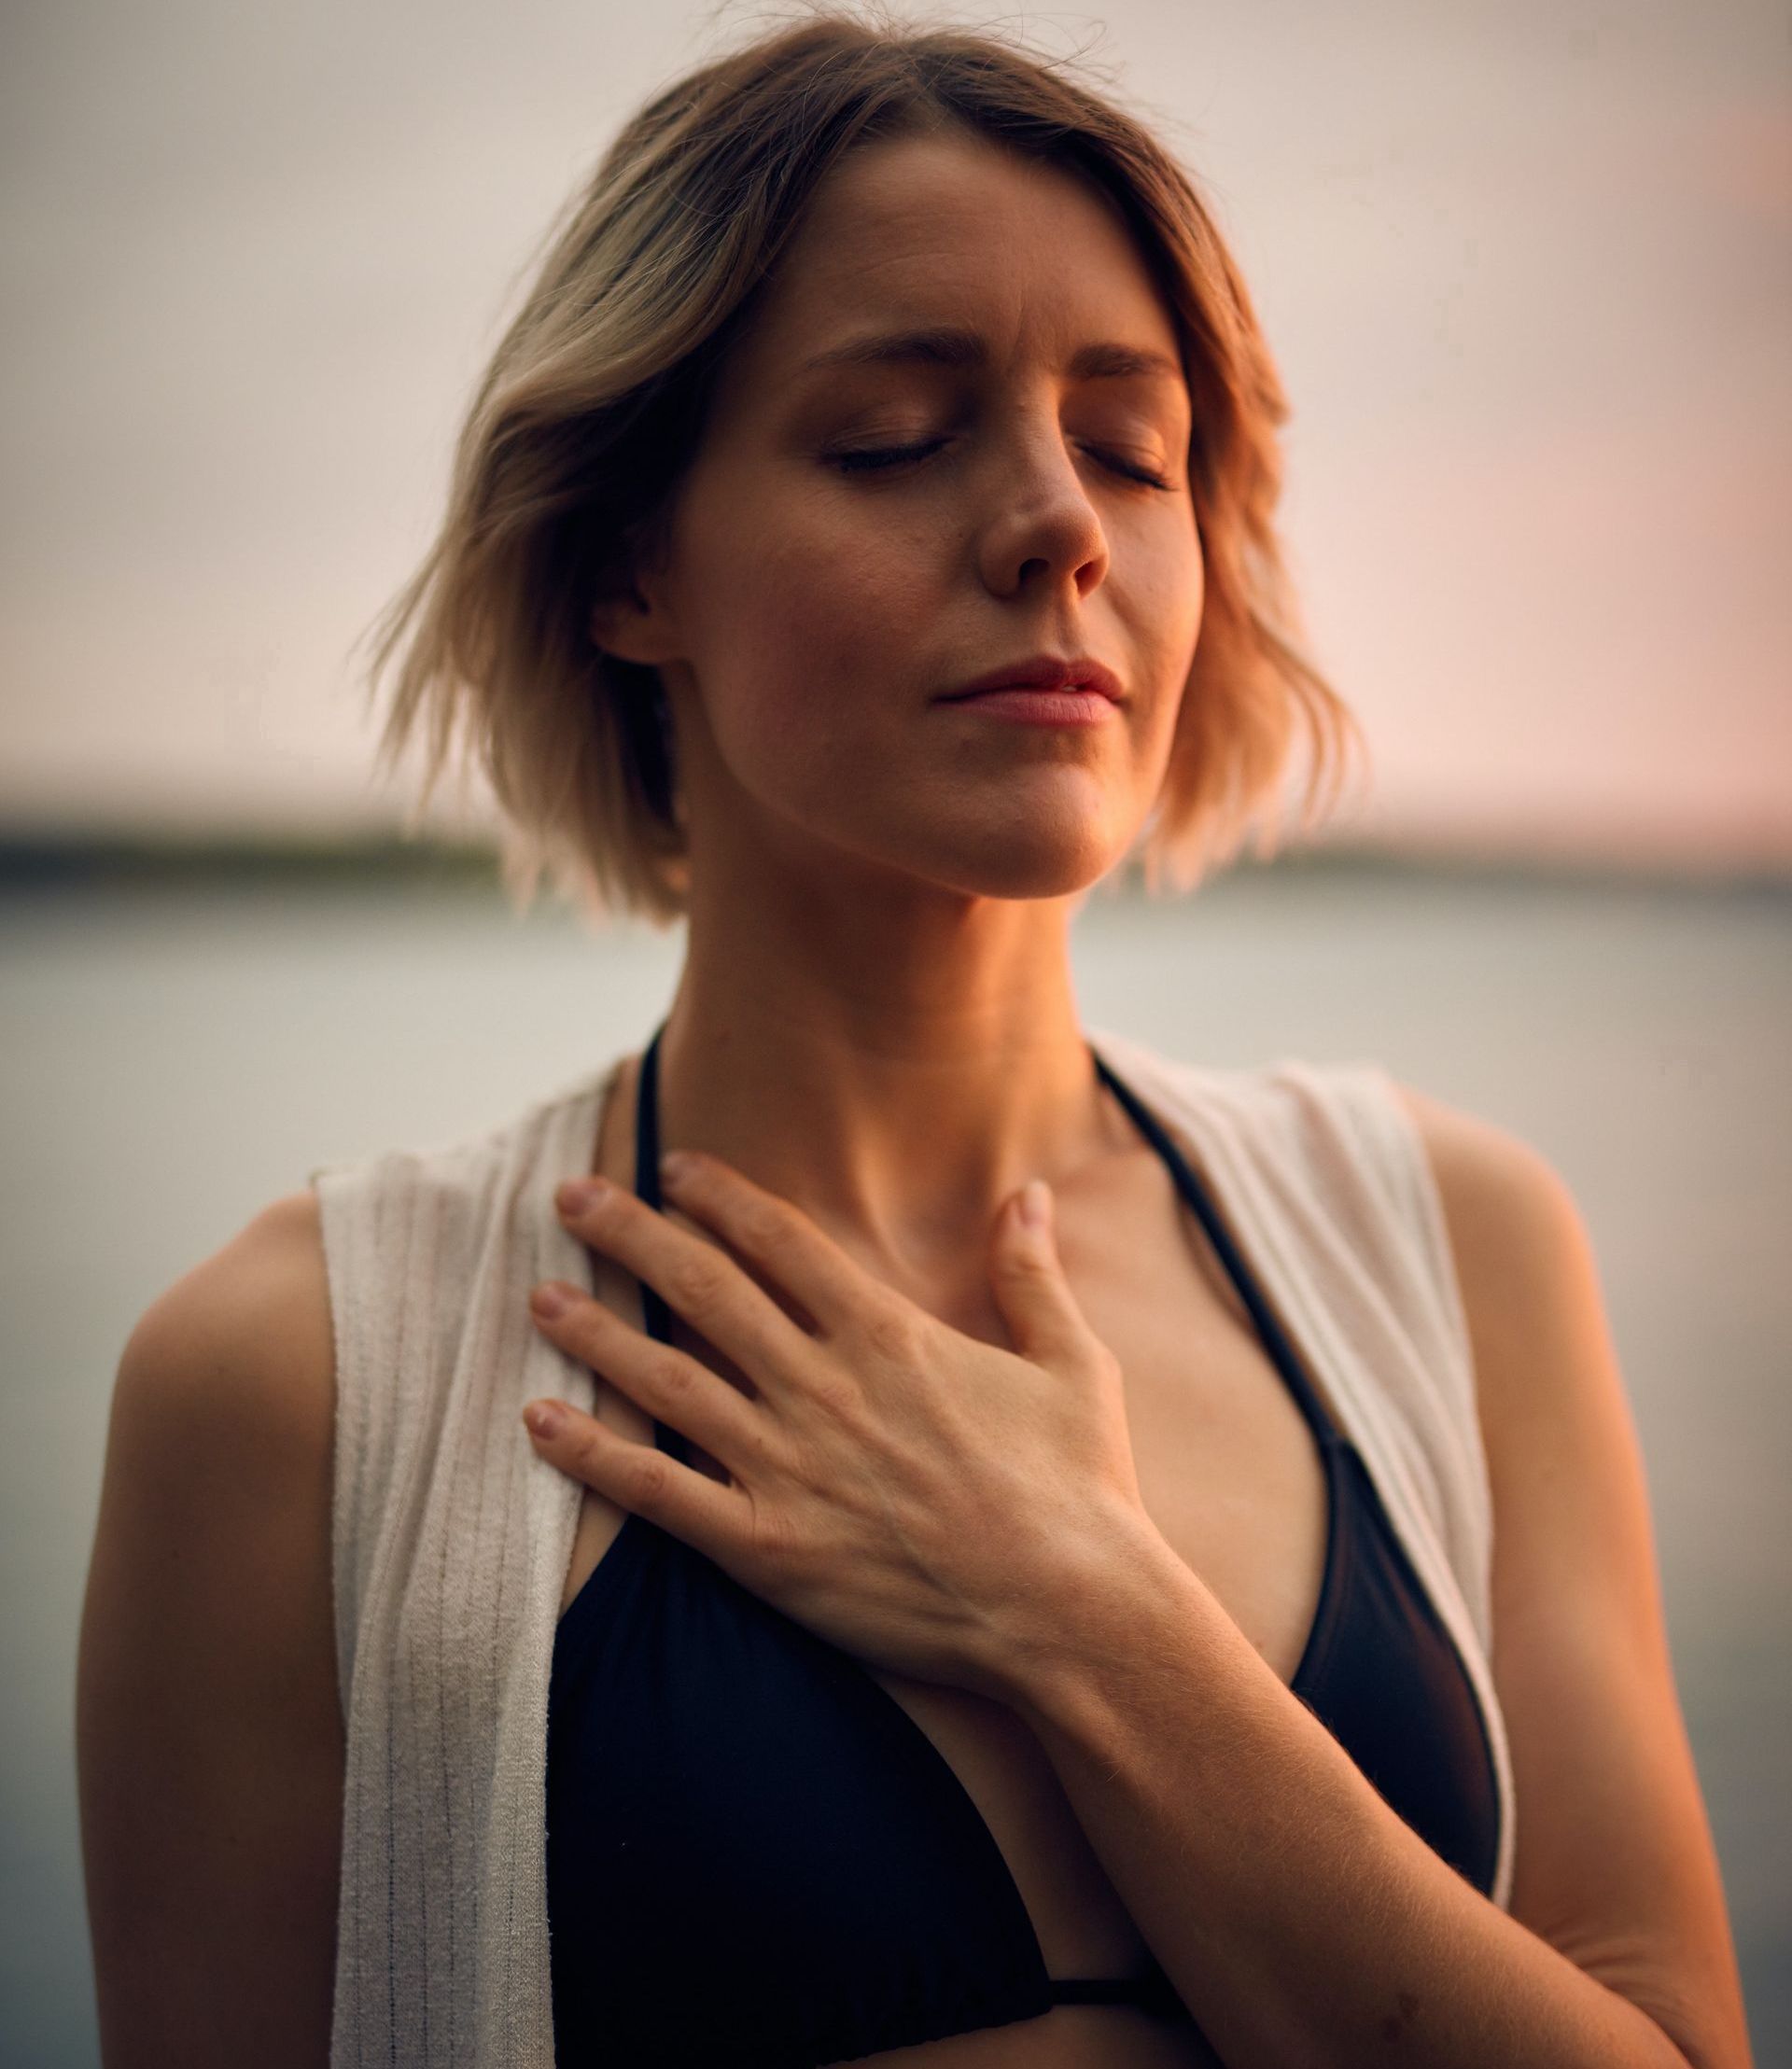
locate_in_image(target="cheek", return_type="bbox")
[1122,520,1204,754]
[1130,503,1204,655]
[753,507,938,651]
[682,500,941,768]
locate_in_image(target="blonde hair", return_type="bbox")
[357,6,1365,928]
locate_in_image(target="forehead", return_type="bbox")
[721,126,1184,395]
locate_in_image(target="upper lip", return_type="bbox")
[938,654,1125,704]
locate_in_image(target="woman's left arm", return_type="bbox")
[994,1091,1753,2069]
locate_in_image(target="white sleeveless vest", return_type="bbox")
[310,1025,1517,2066]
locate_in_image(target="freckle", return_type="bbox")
[1379,1990,1421,2043]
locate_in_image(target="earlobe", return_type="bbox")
[587,594,632,658]
[588,581,678,667]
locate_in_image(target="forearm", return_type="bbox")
[995,1517,1696,2069]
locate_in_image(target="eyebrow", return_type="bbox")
[796,325,1183,384]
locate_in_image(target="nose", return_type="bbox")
[976,419,1111,603]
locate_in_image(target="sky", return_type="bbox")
[2,0,1787,869]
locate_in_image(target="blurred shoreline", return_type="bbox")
[4,830,1788,902]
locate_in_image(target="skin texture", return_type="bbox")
[524,1121,1754,2065]
[527,1153,1151,1699]
[77,1194,342,2069]
[589,123,1204,1301]
[76,123,1753,2068]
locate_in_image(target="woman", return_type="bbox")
[77,12,1752,2067]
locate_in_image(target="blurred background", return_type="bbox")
[2,1,1786,2062]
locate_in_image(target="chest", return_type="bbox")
[556,1139,1335,1985]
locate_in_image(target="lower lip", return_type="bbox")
[942,688,1118,726]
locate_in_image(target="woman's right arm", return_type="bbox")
[77,1191,343,2069]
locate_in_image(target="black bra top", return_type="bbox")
[545,1023,1501,2066]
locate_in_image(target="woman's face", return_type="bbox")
[602,122,1204,906]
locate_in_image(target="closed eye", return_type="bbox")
[829,439,1175,492]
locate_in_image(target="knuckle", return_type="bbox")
[665,1251,723,1313]
[747,1498,802,1568]
[629,1445,671,1506]
[1001,1249,1054,1287]
[569,1302,614,1355]
[649,1347,694,1402]
[738,1199,793,1255]
[859,1300,921,1367]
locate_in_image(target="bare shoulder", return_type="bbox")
[1384,1079,1645,1625]
[112,1187,336,1464]
[1387,1080,1580,1283]
[1384,1081,1592,1463]
[1388,1083,1754,2067]
[78,1190,343,2068]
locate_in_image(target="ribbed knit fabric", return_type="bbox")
[309,1025,1517,2067]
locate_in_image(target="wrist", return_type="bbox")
[983,1498,1192,1721]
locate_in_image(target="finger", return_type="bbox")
[528,1281,766,1471]
[522,1393,747,1560]
[554,1176,813,1389]
[985,1181,1102,1373]
[654,1150,887,1340]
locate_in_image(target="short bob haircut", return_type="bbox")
[359,6,1365,929]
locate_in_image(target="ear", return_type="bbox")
[588,573,684,668]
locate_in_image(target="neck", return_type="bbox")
[638,878,1128,1301]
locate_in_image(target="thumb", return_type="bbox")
[986,1180,1093,1370]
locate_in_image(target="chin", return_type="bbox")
[925,830,1125,903]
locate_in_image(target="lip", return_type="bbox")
[939,688,1117,728]
[936,654,1125,706]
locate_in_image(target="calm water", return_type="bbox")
[2,861,1786,2063]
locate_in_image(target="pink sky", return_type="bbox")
[2,0,1786,869]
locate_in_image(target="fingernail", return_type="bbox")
[1020,1178,1051,1229]
[530,1281,573,1318]
[525,1400,565,1440]
[556,1177,609,1215]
